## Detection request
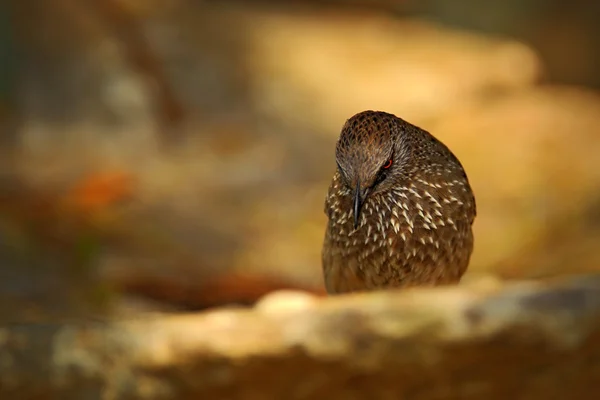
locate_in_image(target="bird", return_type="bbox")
[321,110,476,294]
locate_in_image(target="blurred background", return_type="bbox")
[1,0,600,322]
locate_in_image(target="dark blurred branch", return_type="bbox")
[0,1,19,149]
[91,0,185,129]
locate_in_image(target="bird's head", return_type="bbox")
[335,111,410,228]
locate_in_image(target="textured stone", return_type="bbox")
[430,86,600,276]
[246,10,541,131]
[2,276,600,399]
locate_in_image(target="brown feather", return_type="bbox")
[322,111,476,294]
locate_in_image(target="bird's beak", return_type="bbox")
[353,181,367,229]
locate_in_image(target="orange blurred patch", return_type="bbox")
[64,171,136,214]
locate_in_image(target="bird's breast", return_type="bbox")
[326,184,472,259]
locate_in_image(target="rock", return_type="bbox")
[2,276,600,399]
[246,10,542,131]
[429,86,600,278]
[255,289,319,315]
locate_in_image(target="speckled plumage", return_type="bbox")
[322,111,476,294]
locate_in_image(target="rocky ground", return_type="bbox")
[3,276,600,399]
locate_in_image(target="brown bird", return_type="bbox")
[322,110,476,294]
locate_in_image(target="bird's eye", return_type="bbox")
[373,158,392,187]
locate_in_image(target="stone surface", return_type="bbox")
[429,86,600,277]
[2,275,600,399]
[246,10,541,131]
